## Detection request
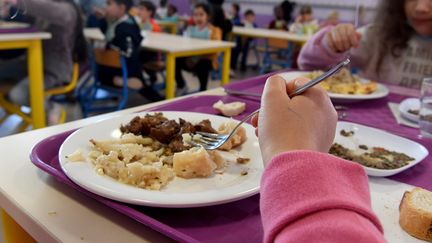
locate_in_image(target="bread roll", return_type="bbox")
[213,100,246,117]
[399,187,432,242]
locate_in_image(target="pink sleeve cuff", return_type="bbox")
[260,150,383,243]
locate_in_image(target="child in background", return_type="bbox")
[229,3,241,26]
[176,2,222,94]
[156,0,168,19]
[289,5,318,35]
[319,10,339,29]
[231,9,257,71]
[268,5,288,31]
[162,4,179,23]
[298,0,432,89]
[5,0,87,112]
[137,0,162,85]
[99,0,162,101]
[137,0,161,32]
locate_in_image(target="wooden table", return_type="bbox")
[0,81,425,242]
[84,28,235,99]
[232,26,311,45]
[0,32,51,128]
[156,21,177,34]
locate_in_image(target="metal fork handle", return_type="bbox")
[222,109,260,143]
[222,58,350,144]
[288,58,350,97]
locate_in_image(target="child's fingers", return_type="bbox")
[338,26,351,51]
[251,113,259,127]
[331,30,345,52]
[262,76,291,109]
[326,32,337,52]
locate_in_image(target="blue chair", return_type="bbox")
[260,38,294,74]
[76,48,129,117]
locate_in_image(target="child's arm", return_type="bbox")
[297,26,347,70]
[298,25,369,71]
[107,23,143,57]
[210,26,222,41]
[261,151,385,243]
[16,0,76,27]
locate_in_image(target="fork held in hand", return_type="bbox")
[192,58,351,150]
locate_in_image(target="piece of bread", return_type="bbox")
[213,100,246,117]
[399,187,432,242]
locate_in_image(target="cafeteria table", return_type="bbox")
[156,21,177,35]
[0,72,429,242]
[0,32,51,129]
[232,26,311,46]
[84,28,235,99]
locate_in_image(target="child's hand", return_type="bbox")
[325,23,362,53]
[251,76,337,165]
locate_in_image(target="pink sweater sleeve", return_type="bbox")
[260,151,386,243]
[297,26,349,71]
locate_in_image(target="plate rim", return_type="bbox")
[398,98,420,123]
[277,71,389,100]
[58,111,263,208]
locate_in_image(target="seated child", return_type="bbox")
[176,2,222,94]
[99,0,162,101]
[156,0,168,19]
[319,10,339,29]
[231,9,257,71]
[5,0,87,109]
[229,3,241,26]
[162,4,179,23]
[289,5,318,35]
[137,0,163,84]
[137,0,161,32]
[268,5,288,31]
[298,0,432,89]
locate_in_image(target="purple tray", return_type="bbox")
[30,95,263,243]
[224,70,282,97]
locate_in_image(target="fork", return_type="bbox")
[190,58,351,150]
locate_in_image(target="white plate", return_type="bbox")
[278,71,389,103]
[335,121,428,177]
[59,111,263,208]
[0,21,30,29]
[398,98,420,123]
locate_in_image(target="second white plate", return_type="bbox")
[335,121,428,177]
[398,98,420,123]
[278,71,389,103]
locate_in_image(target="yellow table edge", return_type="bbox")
[0,38,46,242]
[164,47,232,99]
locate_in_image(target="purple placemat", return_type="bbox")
[145,95,260,122]
[30,95,263,243]
[224,69,292,96]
